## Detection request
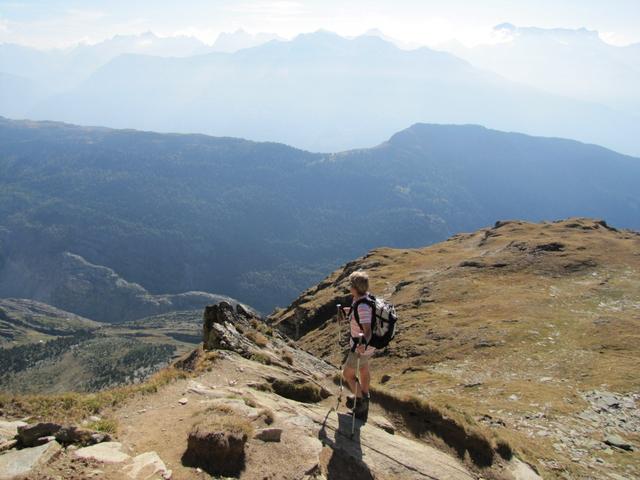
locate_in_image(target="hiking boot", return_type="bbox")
[346,395,355,409]
[352,395,369,417]
[353,396,369,421]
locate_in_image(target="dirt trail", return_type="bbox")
[104,352,475,479]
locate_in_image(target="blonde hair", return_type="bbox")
[348,270,369,296]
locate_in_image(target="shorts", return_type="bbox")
[344,350,371,369]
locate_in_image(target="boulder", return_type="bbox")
[74,441,131,463]
[123,451,170,479]
[182,420,249,476]
[0,440,61,480]
[16,423,61,447]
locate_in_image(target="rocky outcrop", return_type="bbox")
[203,302,257,353]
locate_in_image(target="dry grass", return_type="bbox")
[246,330,269,347]
[87,417,118,434]
[371,386,512,468]
[281,351,294,365]
[0,366,187,423]
[249,352,272,365]
[192,413,254,438]
[270,377,327,403]
[269,218,640,478]
[258,408,275,425]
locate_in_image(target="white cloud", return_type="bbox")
[599,31,637,46]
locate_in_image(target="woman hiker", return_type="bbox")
[341,270,375,420]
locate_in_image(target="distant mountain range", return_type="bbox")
[1,29,639,155]
[0,30,280,117]
[1,117,638,314]
[440,24,640,118]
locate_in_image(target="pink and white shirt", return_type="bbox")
[349,293,376,356]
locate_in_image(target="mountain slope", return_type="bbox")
[0,302,537,480]
[0,298,99,347]
[27,31,640,155]
[0,249,245,323]
[0,305,205,394]
[1,117,639,313]
[269,218,640,478]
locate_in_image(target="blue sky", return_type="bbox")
[1,0,639,48]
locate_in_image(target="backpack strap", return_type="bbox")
[351,294,375,327]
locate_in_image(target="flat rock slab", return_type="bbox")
[74,442,131,464]
[123,451,170,479]
[509,458,542,480]
[303,405,475,480]
[0,422,28,442]
[0,440,61,480]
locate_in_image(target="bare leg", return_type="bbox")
[359,364,370,396]
[343,366,360,397]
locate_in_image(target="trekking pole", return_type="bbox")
[351,334,363,438]
[336,304,344,401]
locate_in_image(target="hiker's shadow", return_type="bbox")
[318,410,374,480]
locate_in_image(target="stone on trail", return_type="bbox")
[0,440,61,480]
[74,441,131,463]
[508,458,543,480]
[178,397,188,405]
[254,428,282,442]
[123,451,170,479]
[604,433,633,451]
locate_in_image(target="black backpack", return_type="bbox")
[352,294,398,349]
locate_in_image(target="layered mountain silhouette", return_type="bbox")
[1,117,638,313]
[442,24,640,117]
[2,30,639,155]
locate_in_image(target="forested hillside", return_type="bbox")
[1,117,638,312]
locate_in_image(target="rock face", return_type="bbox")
[182,421,248,476]
[203,301,257,353]
[0,440,61,479]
